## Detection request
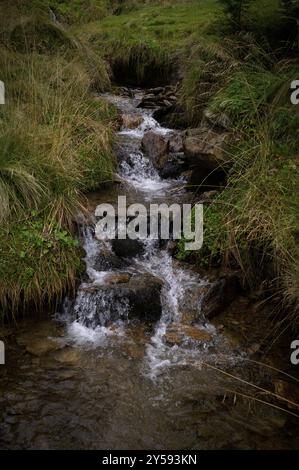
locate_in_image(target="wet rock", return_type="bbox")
[148,87,165,95]
[141,131,169,162]
[138,93,157,108]
[94,249,128,271]
[184,128,231,170]
[181,310,200,324]
[80,273,163,323]
[187,166,225,190]
[112,238,144,258]
[165,323,213,346]
[53,348,80,364]
[138,86,178,109]
[183,325,213,342]
[159,154,186,179]
[168,132,184,153]
[101,272,132,285]
[120,113,143,129]
[25,338,62,356]
[201,274,241,319]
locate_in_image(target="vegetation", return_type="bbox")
[0,1,117,320]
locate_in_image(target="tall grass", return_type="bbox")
[0,9,116,319]
[178,47,299,328]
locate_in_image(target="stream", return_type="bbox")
[0,89,298,450]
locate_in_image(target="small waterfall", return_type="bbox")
[62,89,234,372]
[119,150,172,194]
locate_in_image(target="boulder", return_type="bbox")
[141,131,169,163]
[159,156,186,179]
[120,113,143,129]
[168,132,184,153]
[94,249,128,271]
[79,273,163,324]
[112,238,144,258]
[184,128,231,171]
[201,274,241,319]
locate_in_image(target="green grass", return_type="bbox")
[76,1,220,47]
[0,4,117,320]
[177,59,299,327]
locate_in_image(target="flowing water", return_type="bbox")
[0,90,298,450]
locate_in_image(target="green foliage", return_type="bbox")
[218,0,255,30]
[0,216,82,317]
[0,2,116,318]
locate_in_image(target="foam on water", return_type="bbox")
[119,151,172,194]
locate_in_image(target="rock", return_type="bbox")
[201,274,241,319]
[159,155,186,179]
[94,249,128,271]
[0,327,14,338]
[141,131,169,163]
[101,272,132,285]
[148,87,165,95]
[137,93,158,108]
[165,331,183,346]
[181,310,199,324]
[79,273,163,324]
[187,166,225,190]
[168,132,184,153]
[25,338,62,356]
[120,113,143,129]
[112,238,144,258]
[184,128,231,171]
[183,325,213,342]
[53,348,80,364]
[165,323,213,346]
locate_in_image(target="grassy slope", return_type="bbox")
[0,1,117,319]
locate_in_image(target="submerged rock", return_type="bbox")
[165,323,213,346]
[25,338,63,356]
